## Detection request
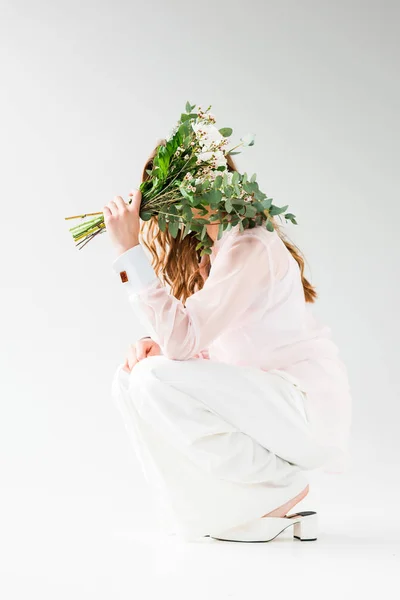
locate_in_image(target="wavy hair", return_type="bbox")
[139,139,318,304]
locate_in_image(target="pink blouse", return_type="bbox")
[112,223,352,472]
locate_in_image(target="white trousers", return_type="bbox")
[110,355,333,541]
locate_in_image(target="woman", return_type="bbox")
[105,142,352,543]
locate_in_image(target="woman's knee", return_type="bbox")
[129,354,169,378]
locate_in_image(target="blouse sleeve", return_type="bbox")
[112,233,271,360]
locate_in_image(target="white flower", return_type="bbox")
[226,171,234,184]
[197,149,227,170]
[211,150,227,169]
[192,121,225,151]
[197,150,213,162]
[240,133,256,146]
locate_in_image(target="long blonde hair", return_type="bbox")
[139,139,318,304]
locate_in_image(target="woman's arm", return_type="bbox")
[112,233,272,361]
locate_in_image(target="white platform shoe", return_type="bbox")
[209,511,318,543]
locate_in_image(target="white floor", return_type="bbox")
[2,451,399,599]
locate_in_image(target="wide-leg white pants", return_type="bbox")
[110,355,334,541]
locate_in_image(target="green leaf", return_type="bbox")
[139,211,153,221]
[253,189,267,201]
[224,186,233,198]
[269,204,289,216]
[242,181,258,194]
[225,198,233,213]
[201,188,223,207]
[182,221,192,238]
[185,100,191,113]
[158,212,167,232]
[219,127,233,137]
[168,220,180,238]
[285,213,297,224]
[179,186,194,202]
[182,204,193,220]
[244,204,257,217]
[226,151,241,155]
[266,220,274,232]
[262,197,272,210]
[213,175,223,189]
[250,172,257,183]
[253,200,265,213]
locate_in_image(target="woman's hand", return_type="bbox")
[103,190,142,257]
[122,338,162,373]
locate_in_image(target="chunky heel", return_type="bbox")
[292,511,318,541]
[209,510,319,542]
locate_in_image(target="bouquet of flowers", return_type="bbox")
[65,101,297,256]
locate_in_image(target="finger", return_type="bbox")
[148,345,161,356]
[113,196,128,212]
[128,345,138,369]
[107,200,118,216]
[122,357,131,373]
[103,206,112,219]
[128,189,142,212]
[136,341,148,361]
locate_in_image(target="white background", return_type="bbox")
[1,0,399,597]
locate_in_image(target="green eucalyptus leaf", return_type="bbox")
[201,189,223,207]
[182,204,193,220]
[179,186,193,201]
[266,220,274,232]
[182,221,192,238]
[224,186,233,198]
[269,204,289,216]
[244,204,257,217]
[213,175,223,189]
[225,198,233,213]
[139,211,153,221]
[168,220,180,238]
[253,200,265,213]
[158,212,167,232]
[253,189,267,201]
[243,181,258,194]
[262,197,273,210]
[219,127,233,137]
